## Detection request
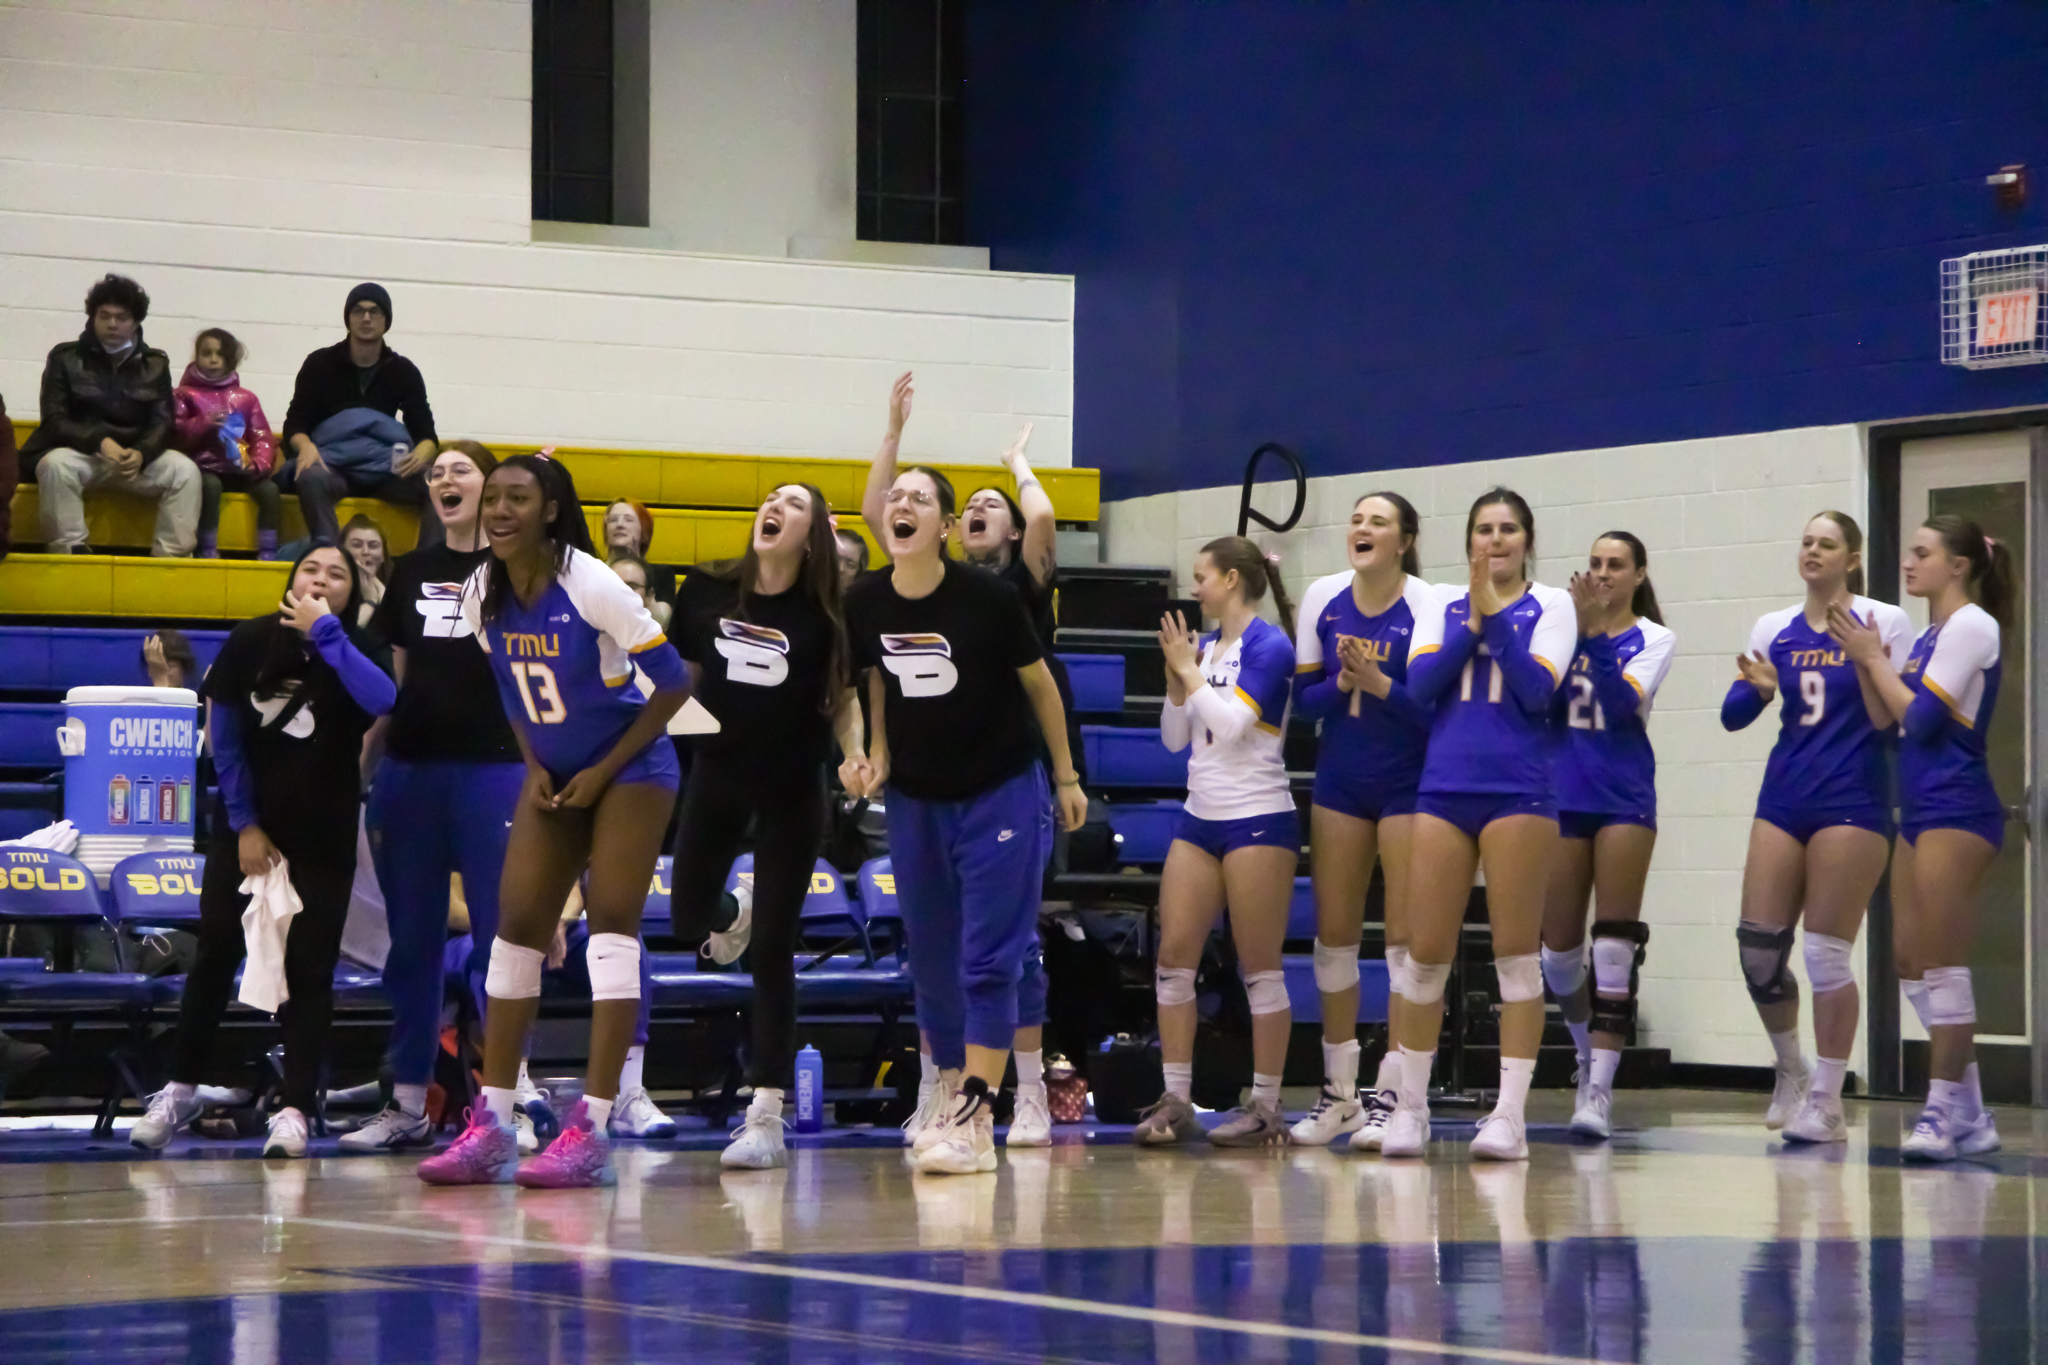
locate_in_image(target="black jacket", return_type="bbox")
[18,327,176,474]
[281,339,437,447]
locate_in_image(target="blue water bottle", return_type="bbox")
[794,1045,824,1133]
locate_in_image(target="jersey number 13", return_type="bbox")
[511,661,567,724]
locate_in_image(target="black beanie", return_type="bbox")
[345,282,393,326]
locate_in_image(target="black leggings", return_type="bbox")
[670,754,827,1090]
[171,817,354,1114]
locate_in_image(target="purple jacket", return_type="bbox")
[172,364,277,477]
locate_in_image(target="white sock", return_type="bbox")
[1162,1062,1193,1101]
[1963,1061,1985,1118]
[1811,1056,1848,1100]
[481,1085,517,1127]
[393,1083,428,1118]
[583,1095,614,1129]
[1373,1048,1402,1094]
[1565,1017,1592,1071]
[1589,1047,1621,1092]
[752,1088,784,1116]
[1250,1073,1282,1110]
[1399,1046,1434,1112]
[516,1057,535,1095]
[1768,1029,1806,1072]
[165,1080,196,1105]
[1016,1049,1044,1088]
[1323,1038,1361,1099]
[1929,1077,1965,1114]
[1495,1056,1535,1116]
[919,1052,939,1087]
[619,1044,645,1095]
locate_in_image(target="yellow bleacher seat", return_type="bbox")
[0,553,289,619]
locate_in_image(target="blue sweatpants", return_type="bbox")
[368,759,524,1087]
[891,764,1055,1068]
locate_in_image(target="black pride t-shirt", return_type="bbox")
[846,560,1045,802]
[668,568,838,773]
[372,543,520,763]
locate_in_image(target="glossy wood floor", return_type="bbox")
[1,1089,2041,1362]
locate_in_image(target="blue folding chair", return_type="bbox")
[856,857,901,961]
[725,854,874,968]
[642,855,674,937]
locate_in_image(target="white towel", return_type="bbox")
[0,819,80,853]
[339,810,389,971]
[237,859,303,1013]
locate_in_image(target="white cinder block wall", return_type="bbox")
[0,0,1072,468]
[1101,425,1871,1072]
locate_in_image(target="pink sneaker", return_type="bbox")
[514,1100,615,1189]
[417,1109,519,1186]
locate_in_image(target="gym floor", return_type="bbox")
[0,1089,2035,1363]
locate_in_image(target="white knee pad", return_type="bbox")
[1312,939,1360,994]
[1495,952,1544,1003]
[1385,943,1412,998]
[1540,944,1587,1000]
[1803,932,1856,996]
[1155,966,1196,1008]
[484,938,544,1001]
[1403,959,1451,1005]
[1243,969,1289,1016]
[1591,938,1637,995]
[1923,966,1976,1027]
[586,932,642,1002]
[1902,977,1934,1031]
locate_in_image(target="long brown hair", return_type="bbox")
[1198,535,1295,639]
[1925,514,2016,627]
[1595,530,1664,625]
[1356,490,1421,575]
[1811,509,1866,596]
[709,482,848,714]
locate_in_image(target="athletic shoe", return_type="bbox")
[701,882,755,965]
[1209,1096,1287,1148]
[1955,1109,2002,1156]
[721,1097,790,1170]
[1289,1089,1366,1146]
[1005,1083,1052,1148]
[1781,1093,1847,1144]
[130,1086,204,1151]
[264,1106,310,1159]
[914,1104,997,1175]
[515,1087,558,1154]
[1569,1085,1613,1140]
[1901,1106,1958,1162]
[1348,1089,1399,1152]
[609,1087,677,1139]
[418,1109,520,1186]
[337,1104,433,1153]
[1765,1062,1810,1130]
[911,1071,962,1155]
[902,1075,948,1149]
[1133,1092,1206,1146]
[1470,1111,1528,1162]
[516,1101,615,1188]
[513,1108,539,1154]
[1378,1104,1431,1158]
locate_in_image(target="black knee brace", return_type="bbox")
[1736,922,1797,1006]
[1588,920,1650,1036]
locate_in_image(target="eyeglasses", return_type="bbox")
[884,488,936,508]
[348,304,385,318]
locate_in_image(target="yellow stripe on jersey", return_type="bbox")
[1233,686,1264,718]
[1296,661,1320,674]
[1254,720,1282,736]
[1534,657,1559,683]
[1923,677,1973,728]
[1625,675,1645,698]
[628,635,668,654]
[604,673,631,688]
[1412,644,1441,658]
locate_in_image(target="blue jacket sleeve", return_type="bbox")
[1482,611,1557,716]
[1901,687,1954,744]
[1293,668,1344,721]
[1720,680,1767,731]
[209,705,259,831]
[631,638,690,693]
[1582,635,1642,724]
[1379,678,1433,731]
[309,613,396,716]
[1406,621,1480,707]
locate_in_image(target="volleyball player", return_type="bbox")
[417,455,687,1188]
[666,481,863,1170]
[1722,511,1908,1142]
[843,463,1087,1176]
[1385,488,1574,1162]
[1286,493,1438,1150]
[1828,516,2013,1160]
[1131,538,1301,1147]
[1539,532,1674,1140]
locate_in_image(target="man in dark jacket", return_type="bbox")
[277,283,441,547]
[22,274,197,556]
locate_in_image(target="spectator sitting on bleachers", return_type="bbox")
[607,551,670,628]
[143,630,199,689]
[21,274,199,557]
[602,499,654,560]
[173,328,281,560]
[341,513,391,629]
[0,389,17,559]
[277,283,440,549]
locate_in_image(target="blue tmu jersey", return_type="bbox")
[1409,582,1575,797]
[1549,620,1676,816]
[1899,602,2003,822]
[1293,572,1438,799]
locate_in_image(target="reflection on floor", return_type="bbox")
[0,1089,2038,1363]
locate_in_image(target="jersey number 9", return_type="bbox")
[511,661,568,725]
[1566,674,1605,731]
[1798,670,1824,727]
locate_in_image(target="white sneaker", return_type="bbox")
[911,1071,962,1156]
[1955,1108,2002,1156]
[264,1106,310,1159]
[1379,1103,1431,1159]
[902,1076,945,1148]
[609,1086,678,1139]
[513,1108,539,1154]
[337,1104,433,1153]
[1901,1106,1958,1162]
[1470,1111,1528,1162]
[1289,1089,1366,1146]
[1005,1083,1052,1148]
[721,1097,790,1169]
[701,882,755,965]
[1347,1089,1398,1152]
[1569,1085,1613,1140]
[131,1086,205,1151]
[1766,1062,1810,1130]
[1781,1093,1847,1144]
[915,1105,997,1175]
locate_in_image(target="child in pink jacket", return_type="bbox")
[172,328,280,559]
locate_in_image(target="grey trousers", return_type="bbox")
[36,448,202,556]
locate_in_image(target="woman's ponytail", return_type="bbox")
[1198,535,1295,638]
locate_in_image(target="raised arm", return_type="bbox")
[1002,423,1058,588]
[861,372,914,555]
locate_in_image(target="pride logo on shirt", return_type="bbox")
[881,633,957,697]
[717,618,793,688]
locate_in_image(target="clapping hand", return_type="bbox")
[1466,549,1503,631]
[1825,601,1882,667]
[1735,651,1779,699]
[1568,571,1602,636]
[1158,610,1201,675]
